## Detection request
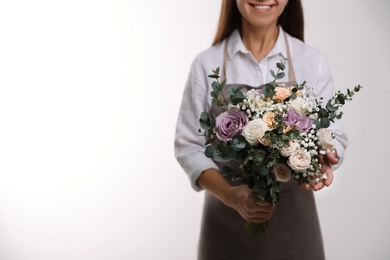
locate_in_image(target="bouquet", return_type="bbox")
[198,59,361,236]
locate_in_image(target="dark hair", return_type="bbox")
[212,0,304,45]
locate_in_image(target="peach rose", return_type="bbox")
[262,112,276,128]
[273,86,291,102]
[273,163,292,182]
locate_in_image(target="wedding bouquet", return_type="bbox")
[198,59,361,236]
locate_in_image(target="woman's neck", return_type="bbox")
[240,21,279,63]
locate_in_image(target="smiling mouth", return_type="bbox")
[253,5,272,10]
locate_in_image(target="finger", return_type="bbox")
[323,166,334,186]
[312,181,325,191]
[253,204,275,213]
[324,152,339,165]
[256,201,271,206]
[299,183,311,190]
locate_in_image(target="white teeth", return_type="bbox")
[254,5,271,10]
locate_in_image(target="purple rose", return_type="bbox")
[214,108,248,142]
[285,108,313,133]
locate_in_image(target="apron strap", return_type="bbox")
[284,31,297,83]
[221,39,228,83]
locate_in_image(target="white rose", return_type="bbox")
[280,140,301,157]
[242,118,269,146]
[316,128,334,150]
[289,96,309,114]
[273,163,292,182]
[287,148,311,172]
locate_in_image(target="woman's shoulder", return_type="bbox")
[287,35,331,72]
[191,41,225,72]
[287,34,326,61]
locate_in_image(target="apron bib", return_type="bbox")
[198,33,325,260]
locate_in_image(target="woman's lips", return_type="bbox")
[251,4,274,13]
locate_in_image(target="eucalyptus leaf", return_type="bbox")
[199,112,212,130]
[208,74,219,79]
[320,117,330,128]
[232,135,247,150]
[204,145,215,158]
[260,166,270,176]
[337,94,345,105]
[276,62,286,71]
[274,72,285,80]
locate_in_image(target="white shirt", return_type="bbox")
[175,28,348,191]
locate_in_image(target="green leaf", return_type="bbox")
[262,83,276,98]
[204,145,216,158]
[337,94,345,105]
[227,85,238,95]
[326,100,338,112]
[286,129,300,139]
[211,81,219,92]
[260,166,270,176]
[232,135,247,151]
[275,72,285,80]
[199,112,212,130]
[270,70,276,78]
[356,85,363,92]
[208,74,219,79]
[231,92,246,105]
[276,62,286,71]
[313,119,321,129]
[336,112,343,119]
[320,117,330,128]
[213,143,237,162]
[318,108,329,118]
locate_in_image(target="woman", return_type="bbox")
[175,1,348,259]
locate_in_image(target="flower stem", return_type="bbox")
[244,221,268,238]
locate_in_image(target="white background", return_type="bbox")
[0,0,389,259]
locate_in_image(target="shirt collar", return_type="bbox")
[227,26,288,61]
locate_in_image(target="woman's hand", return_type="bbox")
[301,151,339,191]
[224,185,276,223]
[197,169,275,223]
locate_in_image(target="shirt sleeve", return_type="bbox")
[174,57,219,191]
[315,53,348,169]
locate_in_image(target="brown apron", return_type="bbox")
[198,33,325,260]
